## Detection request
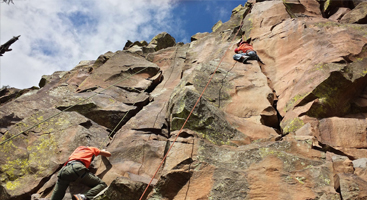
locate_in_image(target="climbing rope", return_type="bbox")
[101,46,179,150]
[0,66,150,146]
[99,87,139,150]
[139,21,244,200]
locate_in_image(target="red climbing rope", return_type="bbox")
[139,21,244,200]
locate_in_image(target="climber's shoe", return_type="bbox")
[72,194,87,200]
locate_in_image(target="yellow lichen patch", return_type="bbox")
[259,147,285,158]
[295,176,306,184]
[315,63,327,71]
[281,118,305,134]
[27,134,58,176]
[55,116,69,126]
[1,134,58,192]
[14,122,28,133]
[285,175,293,184]
[37,116,44,121]
[0,139,17,154]
[362,67,367,76]
[324,0,331,12]
[357,57,364,62]
[285,93,310,112]
[108,98,116,104]
[232,4,243,15]
[212,20,223,32]
[318,173,331,186]
[1,158,29,181]
[313,86,339,108]
[5,179,21,190]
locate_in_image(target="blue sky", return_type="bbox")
[0,0,246,89]
[171,0,245,42]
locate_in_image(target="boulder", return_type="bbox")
[316,116,367,150]
[331,155,354,174]
[190,32,209,42]
[353,158,367,169]
[77,51,161,92]
[215,2,252,35]
[323,0,354,18]
[124,41,150,54]
[93,51,115,68]
[94,177,152,200]
[211,20,223,32]
[126,45,143,55]
[124,40,133,50]
[0,87,37,105]
[294,123,314,140]
[231,4,244,17]
[353,158,367,184]
[243,1,367,138]
[0,109,109,199]
[340,1,367,24]
[329,7,351,21]
[147,32,176,51]
[149,138,339,199]
[335,173,367,200]
[283,0,322,18]
[168,87,244,145]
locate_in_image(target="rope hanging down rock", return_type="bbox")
[103,47,178,149]
[139,20,244,200]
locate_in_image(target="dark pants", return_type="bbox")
[233,51,262,63]
[50,162,107,200]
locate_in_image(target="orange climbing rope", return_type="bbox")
[139,21,244,200]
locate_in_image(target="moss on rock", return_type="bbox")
[170,89,237,145]
[281,117,305,134]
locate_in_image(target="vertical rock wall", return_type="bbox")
[1,0,367,199]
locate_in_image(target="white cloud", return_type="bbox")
[0,0,178,89]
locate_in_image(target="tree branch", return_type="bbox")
[0,35,21,56]
[2,0,14,4]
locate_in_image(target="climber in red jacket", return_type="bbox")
[233,39,264,64]
[51,146,111,200]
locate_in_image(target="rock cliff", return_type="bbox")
[1,0,367,199]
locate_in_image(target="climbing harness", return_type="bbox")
[139,20,244,200]
[1,16,245,199]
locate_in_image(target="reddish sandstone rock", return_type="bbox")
[329,7,351,21]
[340,2,367,24]
[147,138,338,200]
[94,45,190,191]
[77,51,161,92]
[0,109,109,199]
[335,173,367,200]
[147,32,176,52]
[3,1,367,200]
[316,116,367,150]
[243,1,367,152]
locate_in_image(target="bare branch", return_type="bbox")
[2,0,14,4]
[0,35,21,56]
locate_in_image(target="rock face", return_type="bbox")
[2,1,367,200]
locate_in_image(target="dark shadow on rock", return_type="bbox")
[98,156,113,180]
[154,170,192,199]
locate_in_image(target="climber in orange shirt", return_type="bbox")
[233,39,264,64]
[51,146,111,200]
